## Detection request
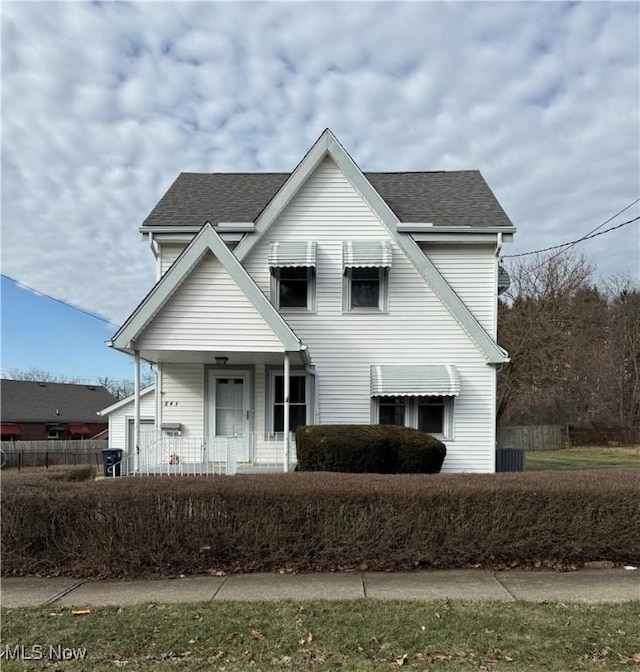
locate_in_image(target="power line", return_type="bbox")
[502,214,640,260]
[1,273,120,328]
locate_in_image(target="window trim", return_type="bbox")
[265,367,313,435]
[271,266,316,312]
[375,395,454,440]
[343,267,389,312]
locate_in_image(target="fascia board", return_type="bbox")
[97,385,155,416]
[400,225,517,234]
[112,225,302,353]
[413,233,500,244]
[140,226,202,234]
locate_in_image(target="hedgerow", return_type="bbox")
[296,425,446,473]
[1,470,638,578]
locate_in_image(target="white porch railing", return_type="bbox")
[112,431,297,477]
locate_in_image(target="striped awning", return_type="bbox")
[268,242,317,267]
[343,241,393,269]
[68,424,90,436]
[370,365,460,397]
[0,423,21,437]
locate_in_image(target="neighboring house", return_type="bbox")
[97,386,156,458]
[104,129,515,474]
[0,380,115,441]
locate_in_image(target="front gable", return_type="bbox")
[111,225,302,355]
[137,251,287,353]
[237,129,508,364]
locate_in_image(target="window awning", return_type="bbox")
[370,365,460,397]
[0,423,21,437]
[343,241,393,269]
[68,424,90,436]
[268,242,317,267]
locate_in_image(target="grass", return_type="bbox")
[2,600,639,671]
[526,446,640,471]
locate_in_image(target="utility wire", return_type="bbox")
[502,197,640,260]
[502,215,640,259]
[1,273,120,328]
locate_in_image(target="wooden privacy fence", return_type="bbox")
[0,440,107,469]
[497,425,566,452]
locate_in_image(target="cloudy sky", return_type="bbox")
[1,1,639,380]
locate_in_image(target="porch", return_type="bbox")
[114,431,298,477]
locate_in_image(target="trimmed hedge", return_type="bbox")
[296,424,446,473]
[2,470,638,578]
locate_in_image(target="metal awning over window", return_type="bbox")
[0,423,21,437]
[370,365,460,397]
[268,242,317,267]
[68,424,90,436]
[343,241,392,269]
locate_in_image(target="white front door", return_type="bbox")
[208,371,251,462]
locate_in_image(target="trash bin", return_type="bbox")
[101,449,123,477]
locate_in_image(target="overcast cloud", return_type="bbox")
[2,1,639,326]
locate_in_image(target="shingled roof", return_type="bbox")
[0,380,117,423]
[142,170,513,229]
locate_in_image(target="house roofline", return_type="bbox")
[235,128,509,364]
[111,224,304,354]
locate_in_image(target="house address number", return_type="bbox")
[163,401,179,407]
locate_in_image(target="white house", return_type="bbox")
[103,130,515,475]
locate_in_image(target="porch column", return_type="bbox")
[283,352,290,473]
[134,350,141,473]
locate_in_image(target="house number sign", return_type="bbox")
[163,401,179,407]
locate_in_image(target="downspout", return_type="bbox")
[495,232,507,371]
[134,350,141,473]
[304,363,318,425]
[283,353,290,473]
[149,232,160,281]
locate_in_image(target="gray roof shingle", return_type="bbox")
[142,170,513,229]
[0,380,117,423]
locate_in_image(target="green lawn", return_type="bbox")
[526,446,640,471]
[2,600,639,671]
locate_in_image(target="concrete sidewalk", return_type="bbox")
[2,568,638,608]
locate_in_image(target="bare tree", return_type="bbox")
[496,251,635,429]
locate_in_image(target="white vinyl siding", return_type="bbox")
[421,244,497,336]
[107,390,156,453]
[159,244,186,277]
[137,251,285,353]
[158,363,204,438]
[243,157,497,473]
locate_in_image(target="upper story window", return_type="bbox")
[269,242,316,311]
[343,241,392,312]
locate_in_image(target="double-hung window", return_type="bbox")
[269,371,310,434]
[269,242,316,311]
[377,395,451,438]
[343,241,392,312]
